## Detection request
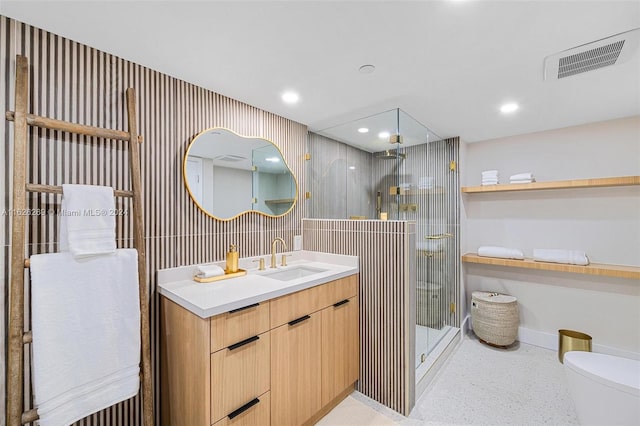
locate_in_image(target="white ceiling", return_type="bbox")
[2,1,639,145]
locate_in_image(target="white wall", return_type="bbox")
[461,116,640,356]
[208,164,252,218]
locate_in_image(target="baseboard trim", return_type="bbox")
[516,326,640,360]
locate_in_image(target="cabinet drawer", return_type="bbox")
[269,274,358,328]
[269,285,323,328]
[320,275,358,307]
[211,332,270,424]
[211,301,270,352]
[212,392,270,426]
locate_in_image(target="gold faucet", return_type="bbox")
[270,237,287,268]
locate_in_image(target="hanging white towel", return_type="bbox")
[197,264,225,278]
[478,246,525,260]
[59,184,117,258]
[533,249,589,266]
[30,249,140,426]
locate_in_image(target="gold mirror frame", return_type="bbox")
[183,127,298,221]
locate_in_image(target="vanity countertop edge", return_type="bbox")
[157,250,359,318]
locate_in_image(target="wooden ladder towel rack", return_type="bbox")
[6,55,154,426]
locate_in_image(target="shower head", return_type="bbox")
[374,149,406,160]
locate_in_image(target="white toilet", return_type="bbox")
[564,351,640,426]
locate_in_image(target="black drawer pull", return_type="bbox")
[228,397,260,420]
[288,315,311,326]
[228,303,259,314]
[227,335,259,351]
[333,299,350,307]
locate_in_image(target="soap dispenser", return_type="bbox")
[226,244,239,273]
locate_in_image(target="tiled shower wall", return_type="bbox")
[1,16,307,425]
[303,219,417,415]
[307,132,374,219]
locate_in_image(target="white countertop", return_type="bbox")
[157,250,359,318]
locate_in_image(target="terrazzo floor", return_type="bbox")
[318,333,580,425]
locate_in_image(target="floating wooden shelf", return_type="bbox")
[389,186,445,196]
[462,253,640,280]
[264,198,295,205]
[461,176,640,194]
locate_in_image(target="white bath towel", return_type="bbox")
[417,241,444,253]
[197,264,225,278]
[510,178,535,183]
[478,246,525,260]
[482,170,499,177]
[30,249,140,426]
[510,172,534,181]
[481,180,499,186]
[59,184,117,257]
[533,249,589,266]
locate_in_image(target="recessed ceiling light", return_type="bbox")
[265,157,280,163]
[358,127,369,133]
[282,91,299,104]
[359,64,376,74]
[378,131,390,139]
[500,102,519,114]
[349,166,356,170]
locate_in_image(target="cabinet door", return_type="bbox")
[321,296,359,406]
[271,312,322,426]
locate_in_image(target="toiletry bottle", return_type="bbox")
[226,244,239,273]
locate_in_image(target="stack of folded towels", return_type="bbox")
[481,170,499,186]
[510,172,535,184]
[418,176,434,190]
[477,246,524,260]
[533,249,589,266]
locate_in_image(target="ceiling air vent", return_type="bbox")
[544,28,640,80]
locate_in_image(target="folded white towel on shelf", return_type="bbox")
[30,249,140,426]
[482,170,499,177]
[481,179,499,186]
[510,172,534,181]
[417,241,444,253]
[59,184,117,258]
[197,264,225,277]
[533,249,589,266]
[510,178,535,184]
[477,246,525,260]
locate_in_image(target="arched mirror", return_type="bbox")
[183,128,297,220]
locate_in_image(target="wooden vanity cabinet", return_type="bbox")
[161,273,359,426]
[269,274,359,425]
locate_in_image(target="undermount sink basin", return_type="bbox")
[263,265,328,281]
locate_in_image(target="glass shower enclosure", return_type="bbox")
[307,108,461,387]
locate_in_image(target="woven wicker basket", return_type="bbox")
[471,291,519,346]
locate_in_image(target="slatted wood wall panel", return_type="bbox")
[1,15,307,426]
[302,219,416,415]
[372,138,461,330]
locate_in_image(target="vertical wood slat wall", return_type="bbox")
[1,16,307,425]
[302,219,417,415]
[372,139,461,330]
